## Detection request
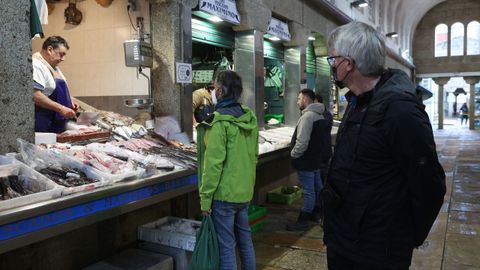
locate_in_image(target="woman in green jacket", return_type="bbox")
[197,70,259,270]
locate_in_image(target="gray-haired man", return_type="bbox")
[323,21,445,269]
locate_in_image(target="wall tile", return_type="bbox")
[32,0,150,97]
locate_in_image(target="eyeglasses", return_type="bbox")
[326,56,344,67]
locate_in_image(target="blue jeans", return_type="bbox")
[297,170,323,213]
[211,200,256,270]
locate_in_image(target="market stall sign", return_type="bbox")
[0,174,197,241]
[199,0,241,25]
[267,18,291,41]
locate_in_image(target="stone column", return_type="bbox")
[149,0,197,137]
[283,22,309,126]
[284,47,302,126]
[464,76,480,130]
[234,31,265,126]
[233,0,270,127]
[433,77,450,130]
[0,0,34,153]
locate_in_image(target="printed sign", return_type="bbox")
[176,63,192,83]
[193,70,214,84]
[267,17,291,41]
[199,0,241,25]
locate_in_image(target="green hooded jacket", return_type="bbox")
[196,105,259,211]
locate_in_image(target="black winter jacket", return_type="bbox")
[323,69,446,268]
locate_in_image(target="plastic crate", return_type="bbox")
[250,219,265,234]
[83,248,173,270]
[0,163,63,211]
[138,217,201,251]
[267,186,303,205]
[248,205,267,234]
[264,114,284,124]
[248,205,267,222]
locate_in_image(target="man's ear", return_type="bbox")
[346,57,355,72]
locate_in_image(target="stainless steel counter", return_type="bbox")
[0,168,196,254]
[0,125,338,255]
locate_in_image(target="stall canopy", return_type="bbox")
[192,17,235,48]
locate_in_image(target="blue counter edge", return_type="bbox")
[0,174,198,241]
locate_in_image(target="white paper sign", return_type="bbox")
[267,17,291,41]
[176,63,192,83]
[199,0,241,25]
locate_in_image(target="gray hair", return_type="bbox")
[327,21,385,76]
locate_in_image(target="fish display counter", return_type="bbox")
[0,122,335,257]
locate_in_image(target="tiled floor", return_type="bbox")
[252,126,480,270]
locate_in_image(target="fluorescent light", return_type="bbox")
[386,32,399,38]
[351,0,368,8]
[308,36,316,41]
[208,16,223,22]
[269,36,281,41]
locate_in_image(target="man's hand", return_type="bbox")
[59,105,76,119]
[72,100,80,111]
[202,209,212,216]
[34,90,75,119]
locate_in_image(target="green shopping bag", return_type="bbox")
[188,215,220,270]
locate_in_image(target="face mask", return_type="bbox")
[211,89,218,105]
[331,59,352,89]
[332,66,347,89]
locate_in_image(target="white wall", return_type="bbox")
[32,0,150,97]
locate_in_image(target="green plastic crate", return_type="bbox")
[248,205,267,221]
[264,114,284,124]
[248,205,267,234]
[250,219,265,234]
[267,186,303,205]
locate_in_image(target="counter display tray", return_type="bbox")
[0,163,62,212]
[60,154,145,185]
[17,154,114,196]
[56,130,111,143]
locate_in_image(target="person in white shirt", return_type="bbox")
[33,36,78,133]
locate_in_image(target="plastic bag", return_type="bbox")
[188,215,219,270]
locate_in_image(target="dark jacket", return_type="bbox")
[323,69,446,268]
[290,103,332,170]
[321,109,333,164]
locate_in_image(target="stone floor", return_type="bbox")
[251,126,480,270]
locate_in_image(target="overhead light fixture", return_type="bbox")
[268,36,281,41]
[208,16,223,22]
[351,0,368,8]
[308,36,316,41]
[386,32,399,38]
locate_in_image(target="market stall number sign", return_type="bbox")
[199,0,240,25]
[267,17,291,41]
[176,63,192,83]
[0,174,197,241]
